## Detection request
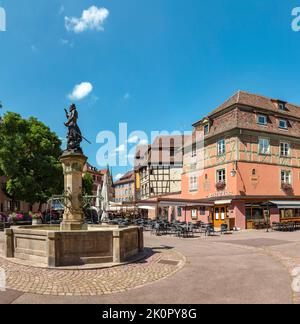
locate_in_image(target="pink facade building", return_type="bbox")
[139,91,300,229]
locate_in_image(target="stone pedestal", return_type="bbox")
[60,151,87,231]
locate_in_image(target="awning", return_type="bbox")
[215,200,232,206]
[138,206,156,210]
[158,201,213,207]
[270,201,300,209]
[137,200,214,208]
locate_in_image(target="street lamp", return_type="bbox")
[230,169,237,177]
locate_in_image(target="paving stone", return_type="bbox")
[0,247,184,297]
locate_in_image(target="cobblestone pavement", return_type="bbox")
[0,231,298,303]
[0,245,185,296]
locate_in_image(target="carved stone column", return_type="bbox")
[60,151,87,231]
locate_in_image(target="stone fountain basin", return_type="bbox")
[4,225,144,268]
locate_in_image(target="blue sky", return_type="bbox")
[1,0,300,179]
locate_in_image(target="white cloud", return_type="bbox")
[69,82,93,101]
[114,173,124,181]
[140,139,148,145]
[65,6,109,33]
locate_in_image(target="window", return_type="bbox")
[217,169,226,183]
[192,143,197,158]
[252,169,256,176]
[189,176,198,192]
[200,207,206,216]
[170,139,175,157]
[259,138,270,155]
[280,142,290,157]
[281,170,292,184]
[177,207,182,217]
[258,115,267,125]
[204,124,210,135]
[279,119,288,129]
[170,147,175,157]
[191,210,198,220]
[217,139,226,156]
[278,103,285,111]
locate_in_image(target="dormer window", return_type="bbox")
[257,115,267,126]
[278,102,285,111]
[204,124,210,135]
[279,119,288,130]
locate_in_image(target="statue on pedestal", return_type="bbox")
[61,103,88,231]
[64,104,83,153]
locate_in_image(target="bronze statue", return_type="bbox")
[64,104,83,153]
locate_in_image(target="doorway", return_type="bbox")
[213,206,228,227]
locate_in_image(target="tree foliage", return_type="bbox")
[0,112,64,206]
[82,172,94,196]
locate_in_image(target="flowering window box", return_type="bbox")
[281,183,293,193]
[216,181,226,191]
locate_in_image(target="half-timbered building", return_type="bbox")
[135,136,184,202]
[178,91,300,229]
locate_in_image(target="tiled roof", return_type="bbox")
[194,91,300,125]
[114,171,135,185]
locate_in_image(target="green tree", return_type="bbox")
[82,173,94,196]
[0,112,63,210]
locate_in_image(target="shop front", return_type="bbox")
[268,201,300,224]
[245,203,268,229]
[212,200,237,229]
[244,200,300,229]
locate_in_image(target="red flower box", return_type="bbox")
[216,181,226,191]
[281,183,293,192]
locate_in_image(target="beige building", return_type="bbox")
[114,171,135,203]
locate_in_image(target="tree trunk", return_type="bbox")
[38,201,43,212]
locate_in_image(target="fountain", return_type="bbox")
[4,104,144,268]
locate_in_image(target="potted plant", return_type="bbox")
[281,183,293,193]
[216,181,226,191]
